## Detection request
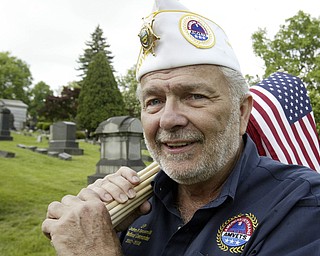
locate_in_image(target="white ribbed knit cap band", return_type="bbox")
[136,0,241,81]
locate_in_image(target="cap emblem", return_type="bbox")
[180,14,215,49]
[138,18,160,56]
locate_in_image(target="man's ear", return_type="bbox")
[239,93,253,135]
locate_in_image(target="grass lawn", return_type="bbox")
[0,132,100,256]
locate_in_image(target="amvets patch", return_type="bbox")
[217,213,258,254]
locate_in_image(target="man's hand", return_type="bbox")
[87,166,152,231]
[42,166,152,255]
[42,188,122,256]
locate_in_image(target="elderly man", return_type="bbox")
[42,0,320,255]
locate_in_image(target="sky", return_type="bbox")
[1,0,319,93]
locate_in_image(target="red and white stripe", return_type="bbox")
[249,85,320,173]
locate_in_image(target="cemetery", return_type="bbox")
[0,114,151,255]
[0,99,27,131]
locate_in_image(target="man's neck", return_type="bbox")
[176,141,244,223]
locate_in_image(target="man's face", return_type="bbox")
[140,65,242,185]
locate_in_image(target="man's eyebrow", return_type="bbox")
[141,82,216,98]
[141,86,162,99]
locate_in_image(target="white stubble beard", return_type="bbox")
[144,110,241,185]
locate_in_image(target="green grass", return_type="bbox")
[0,132,100,256]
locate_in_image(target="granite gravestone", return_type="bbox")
[0,107,13,141]
[48,121,83,155]
[88,116,145,184]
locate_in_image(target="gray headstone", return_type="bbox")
[47,151,59,157]
[58,152,72,160]
[88,116,145,184]
[48,121,83,155]
[0,150,15,158]
[26,146,37,151]
[0,108,13,141]
[36,148,48,154]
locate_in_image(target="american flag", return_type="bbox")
[247,72,320,173]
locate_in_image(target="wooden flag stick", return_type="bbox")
[104,162,160,227]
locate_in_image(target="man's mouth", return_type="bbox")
[165,141,194,148]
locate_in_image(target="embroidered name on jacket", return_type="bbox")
[124,224,153,246]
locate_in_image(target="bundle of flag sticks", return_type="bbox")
[106,162,160,228]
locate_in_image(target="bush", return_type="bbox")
[76,130,86,139]
[36,122,51,131]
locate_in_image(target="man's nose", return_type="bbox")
[159,100,188,131]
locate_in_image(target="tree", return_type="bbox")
[308,88,320,135]
[252,11,320,86]
[29,81,53,121]
[76,51,124,133]
[0,51,32,103]
[77,25,114,78]
[40,83,80,122]
[251,11,320,132]
[118,65,141,118]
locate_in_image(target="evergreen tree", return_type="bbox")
[76,51,124,134]
[77,25,114,78]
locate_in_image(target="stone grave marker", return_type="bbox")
[48,121,83,155]
[88,116,145,184]
[0,107,13,141]
[0,150,15,158]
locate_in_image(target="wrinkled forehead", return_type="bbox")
[139,65,230,96]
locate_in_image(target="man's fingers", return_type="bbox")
[78,187,103,202]
[61,194,81,206]
[86,167,141,204]
[90,187,114,202]
[42,218,57,240]
[46,201,66,219]
[116,167,141,184]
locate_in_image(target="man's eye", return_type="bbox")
[190,94,205,100]
[146,98,162,106]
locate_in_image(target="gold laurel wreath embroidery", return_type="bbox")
[216,213,259,254]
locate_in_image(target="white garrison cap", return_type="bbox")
[136,0,241,81]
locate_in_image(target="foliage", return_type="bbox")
[29,81,53,121]
[77,25,114,78]
[118,65,141,118]
[0,51,32,103]
[0,132,99,256]
[244,74,261,87]
[308,87,320,135]
[40,85,80,122]
[36,122,51,131]
[76,130,86,139]
[251,11,320,87]
[251,11,320,133]
[76,51,124,134]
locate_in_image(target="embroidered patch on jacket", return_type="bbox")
[217,213,258,254]
[179,14,215,49]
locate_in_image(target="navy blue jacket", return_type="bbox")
[120,135,320,255]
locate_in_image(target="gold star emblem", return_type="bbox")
[138,18,160,56]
